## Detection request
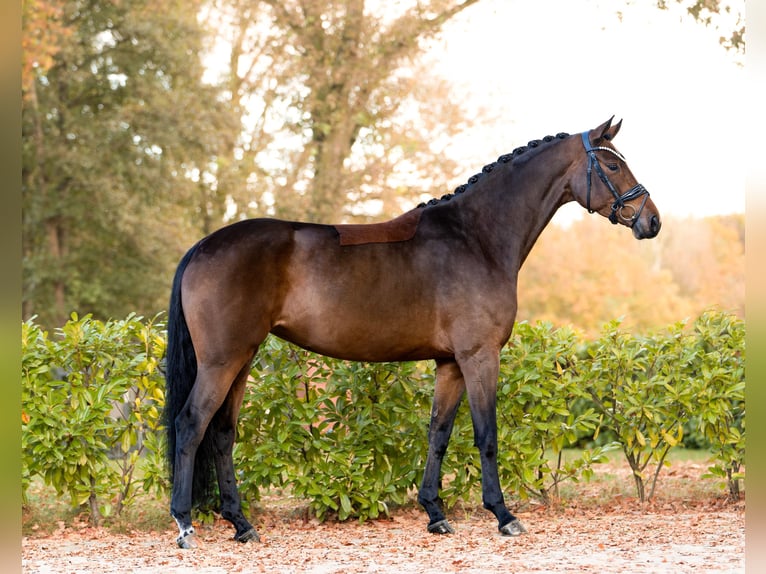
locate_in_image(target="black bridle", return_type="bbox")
[581,132,650,225]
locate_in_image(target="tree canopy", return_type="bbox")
[21,0,745,330]
[22,0,236,325]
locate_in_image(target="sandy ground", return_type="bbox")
[22,505,744,573]
[22,461,745,573]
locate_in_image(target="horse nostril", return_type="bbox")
[650,215,661,234]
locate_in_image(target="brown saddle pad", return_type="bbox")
[335,208,423,246]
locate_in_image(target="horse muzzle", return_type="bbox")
[632,211,661,239]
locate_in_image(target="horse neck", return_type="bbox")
[459,140,577,272]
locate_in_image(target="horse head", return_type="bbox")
[572,117,661,239]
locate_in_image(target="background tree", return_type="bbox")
[22,0,236,327]
[21,0,745,328]
[663,0,744,53]
[518,214,744,335]
[200,0,478,223]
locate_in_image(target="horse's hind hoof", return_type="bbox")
[176,532,199,549]
[234,528,260,544]
[499,518,527,537]
[427,519,455,535]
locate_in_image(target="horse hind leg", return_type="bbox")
[170,358,253,548]
[211,360,260,543]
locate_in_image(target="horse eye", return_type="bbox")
[607,163,619,172]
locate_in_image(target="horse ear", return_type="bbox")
[602,118,622,141]
[589,116,613,145]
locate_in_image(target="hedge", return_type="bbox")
[21,310,744,523]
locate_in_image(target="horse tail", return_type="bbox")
[164,242,217,506]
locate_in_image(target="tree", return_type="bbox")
[518,217,690,335]
[22,0,237,327]
[200,0,479,223]
[656,214,745,318]
[517,214,744,334]
[665,0,744,53]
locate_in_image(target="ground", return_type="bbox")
[22,461,745,573]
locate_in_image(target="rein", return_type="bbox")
[581,132,649,225]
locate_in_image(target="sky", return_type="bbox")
[419,0,745,223]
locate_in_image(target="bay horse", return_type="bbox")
[164,117,661,548]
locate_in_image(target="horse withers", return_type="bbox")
[164,117,661,548]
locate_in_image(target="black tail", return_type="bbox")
[164,242,217,506]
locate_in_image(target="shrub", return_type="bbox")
[22,310,744,524]
[21,313,167,524]
[495,322,614,504]
[691,311,745,498]
[234,338,433,521]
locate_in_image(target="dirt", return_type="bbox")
[22,462,745,573]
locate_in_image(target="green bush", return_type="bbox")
[691,311,745,498]
[583,320,697,502]
[234,338,433,521]
[21,310,744,524]
[495,322,614,504]
[582,312,745,502]
[21,313,167,524]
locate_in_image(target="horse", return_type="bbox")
[164,117,661,548]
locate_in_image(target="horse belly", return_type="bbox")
[273,275,445,362]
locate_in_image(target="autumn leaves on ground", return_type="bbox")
[22,458,744,573]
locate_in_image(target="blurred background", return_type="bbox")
[21,0,745,334]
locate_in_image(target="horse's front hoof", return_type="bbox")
[176,532,199,549]
[427,519,455,535]
[499,518,527,537]
[234,527,260,544]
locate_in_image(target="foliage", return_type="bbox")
[663,0,745,53]
[518,214,744,336]
[21,313,167,525]
[21,0,73,95]
[691,311,745,498]
[234,338,433,521]
[582,312,745,502]
[495,323,615,504]
[22,0,236,328]
[22,311,744,524]
[583,320,695,502]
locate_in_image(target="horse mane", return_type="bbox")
[417,132,571,208]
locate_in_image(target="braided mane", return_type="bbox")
[417,132,570,208]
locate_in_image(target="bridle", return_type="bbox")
[581,131,650,225]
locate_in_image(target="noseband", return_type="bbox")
[581,132,649,225]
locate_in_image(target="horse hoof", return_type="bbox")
[235,528,260,544]
[176,532,199,549]
[499,518,527,537]
[427,519,455,535]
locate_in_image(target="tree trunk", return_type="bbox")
[45,218,67,325]
[88,477,101,526]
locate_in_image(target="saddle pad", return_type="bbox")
[335,208,423,246]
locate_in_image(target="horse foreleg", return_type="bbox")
[460,350,527,537]
[211,362,259,543]
[418,359,465,534]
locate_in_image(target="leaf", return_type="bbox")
[339,493,352,517]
